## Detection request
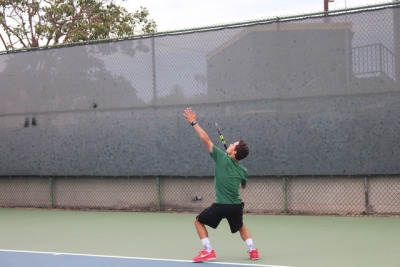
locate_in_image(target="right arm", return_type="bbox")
[183,107,213,152]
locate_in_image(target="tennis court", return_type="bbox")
[1,250,279,267]
[1,3,400,267]
[1,208,399,267]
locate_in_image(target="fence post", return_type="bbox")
[283,177,288,214]
[49,177,54,208]
[364,176,371,214]
[151,35,157,106]
[379,44,383,76]
[157,177,161,211]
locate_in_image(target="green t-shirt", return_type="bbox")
[210,145,248,204]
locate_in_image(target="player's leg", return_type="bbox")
[226,204,259,260]
[239,225,259,260]
[192,205,221,262]
[194,218,208,239]
[239,224,251,240]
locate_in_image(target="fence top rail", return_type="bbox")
[0,174,399,179]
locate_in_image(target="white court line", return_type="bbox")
[0,249,294,267]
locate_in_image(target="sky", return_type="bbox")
[120,0,391,32]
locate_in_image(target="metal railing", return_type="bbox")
[353,43,398,81]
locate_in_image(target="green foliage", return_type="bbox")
[0,0,157,50]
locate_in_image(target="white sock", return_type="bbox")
[245,238,255,251]
[201,237,212,252]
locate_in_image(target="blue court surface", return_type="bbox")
[0,250,290,267]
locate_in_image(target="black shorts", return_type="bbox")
[196,203,244,233]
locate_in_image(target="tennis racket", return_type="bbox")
[215,122,227,150]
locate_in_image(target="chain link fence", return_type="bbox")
[0,175,399,215]
[0,3,400,215]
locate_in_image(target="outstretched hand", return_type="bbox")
[183,107,196,123]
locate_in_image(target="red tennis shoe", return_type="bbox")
[248,249,259,260]
[192,249,216,262]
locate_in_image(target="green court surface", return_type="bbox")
[0,208,399,267]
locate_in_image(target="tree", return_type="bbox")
[0,0,157,51]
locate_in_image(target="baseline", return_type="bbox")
[0,249,292,267]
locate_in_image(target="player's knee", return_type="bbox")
[194,217,205,227]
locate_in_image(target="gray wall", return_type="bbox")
[0,5,399,176]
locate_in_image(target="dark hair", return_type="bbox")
[235,140,249,160]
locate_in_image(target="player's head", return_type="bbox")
[232,140,249,160]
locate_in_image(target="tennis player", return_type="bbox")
[183,107,259,262]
